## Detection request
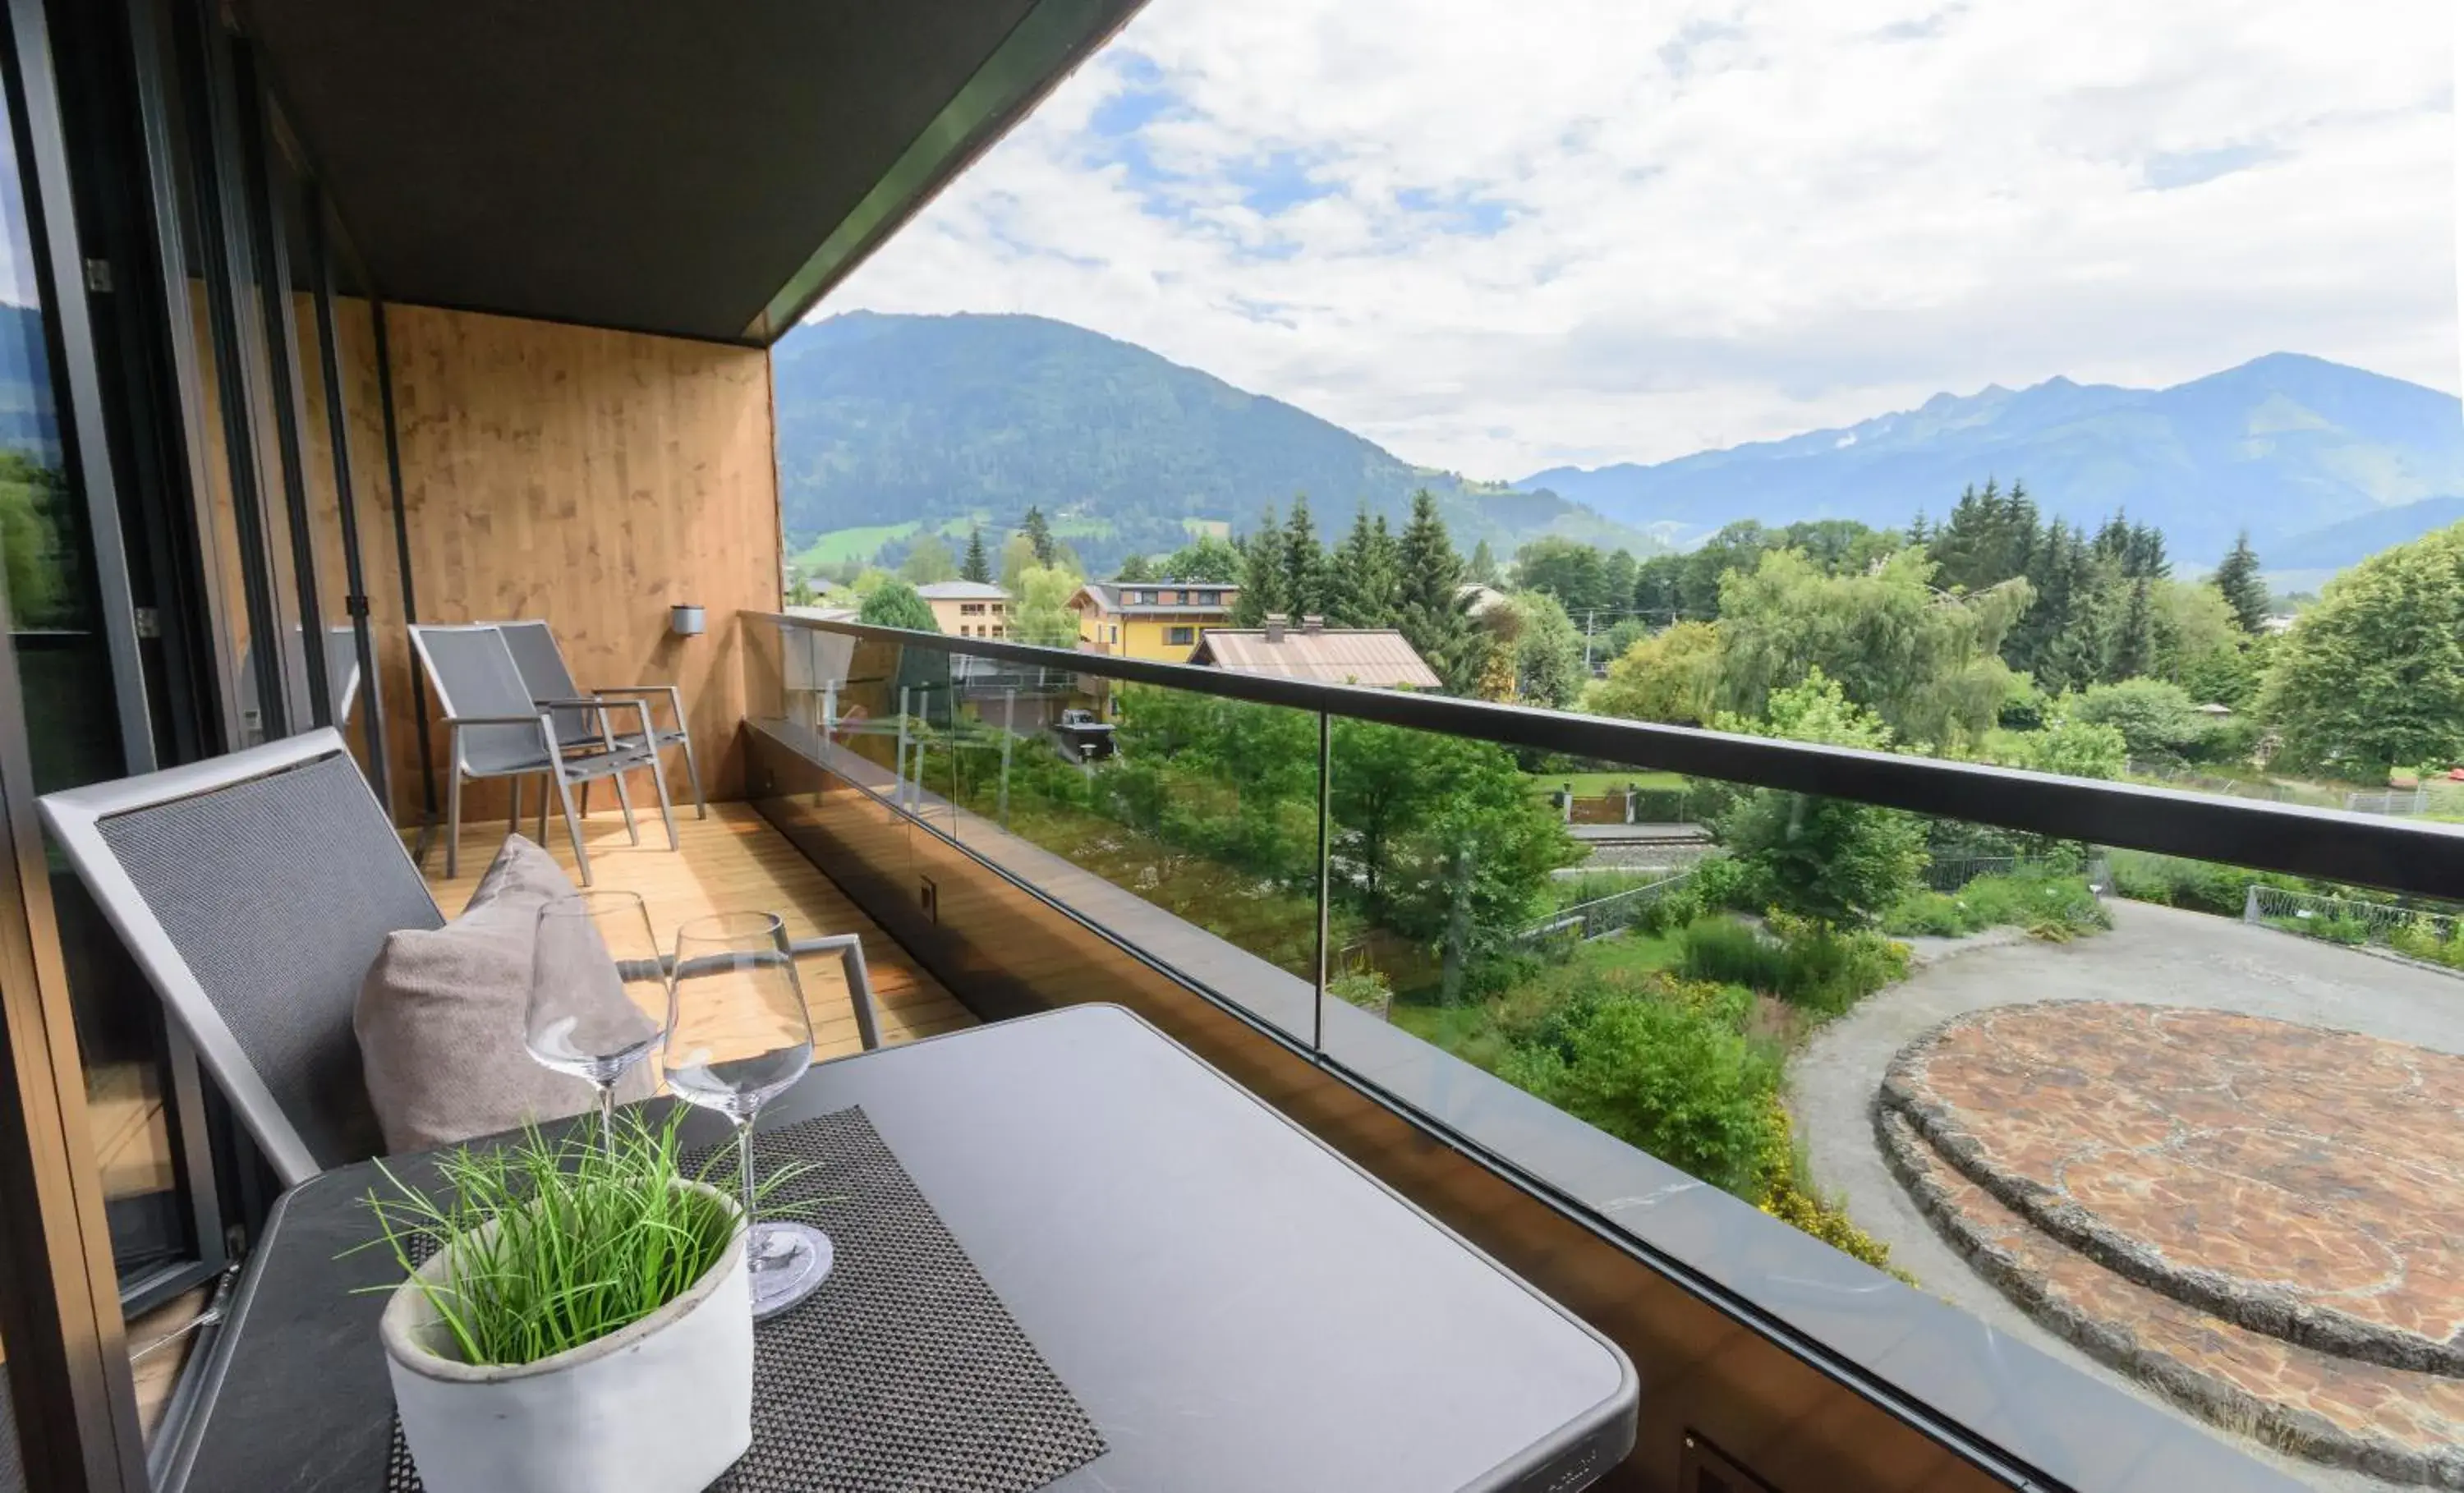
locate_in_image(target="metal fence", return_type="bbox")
[1517,869,1698,946]
[2345,788,2432,815]
[2243,884,2455,945]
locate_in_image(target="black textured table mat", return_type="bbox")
[383,1106,1106,1492]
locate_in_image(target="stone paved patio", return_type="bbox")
[1878,1000,2464,1486]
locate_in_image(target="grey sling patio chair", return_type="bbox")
[490,619,707,820]
[39,730,440,1185]
[408,622,674,884]
[39,730,885,1188]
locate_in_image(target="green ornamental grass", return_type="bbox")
[358,1109,804,1367]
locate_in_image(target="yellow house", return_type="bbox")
[916,580,1013,639]
[1069,580,1239,661]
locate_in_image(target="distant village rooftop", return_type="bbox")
[1072,580,1239,615]
[1188,615,1441,688]
[914,580,1012,600]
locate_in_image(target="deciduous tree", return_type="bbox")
[1716,547,2030,750]
[1593,621,1722,724]
[2261,522,2464,773]
[857,578,938,632]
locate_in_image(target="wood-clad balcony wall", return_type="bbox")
[324,303,782,823]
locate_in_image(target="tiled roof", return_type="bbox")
[1188,627,1441,688]
[1073,581,1239,615]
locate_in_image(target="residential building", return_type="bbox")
[1068,579,1238,659]
[916,580,1012,639]
[1188,615,1441,688]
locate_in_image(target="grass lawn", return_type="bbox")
[1524,769,1689,797]
[793,521,921,568]
[1567,929,1685,976]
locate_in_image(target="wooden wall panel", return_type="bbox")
[356,304,779,825]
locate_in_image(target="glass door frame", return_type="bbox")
[0,0,165,1483]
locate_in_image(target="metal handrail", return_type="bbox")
[750,612,2464,902]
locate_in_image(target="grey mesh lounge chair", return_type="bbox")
[409,623,673,884]
[38,730,441,1184]
[38,729,885,1188]
[490,619,706,820]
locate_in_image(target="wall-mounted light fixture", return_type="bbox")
[669,604,706,637]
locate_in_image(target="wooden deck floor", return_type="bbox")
[422,801,972,1059]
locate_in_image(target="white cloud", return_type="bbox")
[826,0,2457,481]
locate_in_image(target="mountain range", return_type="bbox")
[772,312,1656,573]
[775,312,2464,578]
[1524,353,2464,569]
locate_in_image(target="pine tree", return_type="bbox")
[960,526,992,584]
[2110,576,2158,680]
[1231,507,1288,627]
[1393,489,1480,692]
[2213,531,2270,634]
[1022,505,1055,567]
[1282,495,1326,618]
[1906,511,1932,550]
[1466,538,1501,586]
[1327,505,1399,627]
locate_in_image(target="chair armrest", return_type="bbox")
[442,712,554,728]
[591,684,686,732]
[646,934,880,1051]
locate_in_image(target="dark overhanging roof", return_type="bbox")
[237,0,1145,347]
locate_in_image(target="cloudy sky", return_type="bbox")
[829,0,2457,481]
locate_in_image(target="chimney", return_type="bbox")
[1301,614,1325,635]
[1264,613,1288,643]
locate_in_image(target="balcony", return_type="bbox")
[0,3,2451,1492]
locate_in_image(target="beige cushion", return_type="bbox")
[355,835,657,1153]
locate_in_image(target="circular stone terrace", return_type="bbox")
[1877,1001,2464,1486]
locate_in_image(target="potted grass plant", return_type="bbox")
[364,1112,776,1493]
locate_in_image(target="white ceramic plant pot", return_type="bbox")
[379,1181,753,1493]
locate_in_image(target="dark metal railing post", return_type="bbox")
[1312,710,1331,1056]
[373,301,436,856]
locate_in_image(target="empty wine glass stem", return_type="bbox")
[736,1115,760,1260]
[596,1080,617,1149]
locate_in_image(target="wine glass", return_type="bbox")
[526,891,667,1146]
[664,912,831,1319]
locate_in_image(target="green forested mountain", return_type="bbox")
[771,311,1654,572]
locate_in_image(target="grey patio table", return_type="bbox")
[158,1004,1639,1492]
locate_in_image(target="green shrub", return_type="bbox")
[1884,871,2108,940]
[2391,916,2464,969]
[1677,915,1788,992]
[1677,913,1908,1015]
[1753,1098,1905,1278]
[1767,912,1910,1016]
[1880,890,1971,938]
[1499,978,1780,1195]
[1326,969,1395,1018]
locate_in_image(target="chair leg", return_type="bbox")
[580,779,591,820]
[554,770,593,885]
[678,733,708,820]
[611,765,641,846]
[538,776,550,843]
[646,746,681,851]
[446,770,465,879]
[508,775,522,836]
